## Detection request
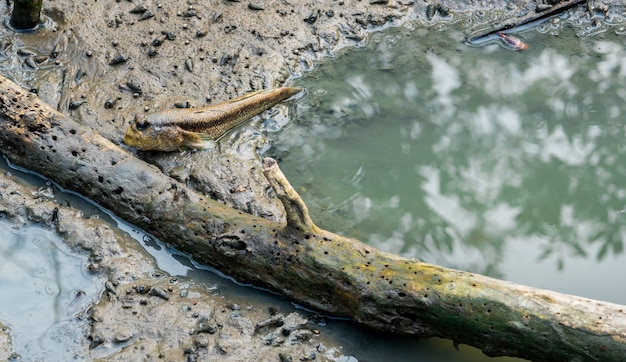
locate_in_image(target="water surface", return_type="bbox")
[271,22,626,308]
[0,219,99,361]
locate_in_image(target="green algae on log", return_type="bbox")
[0,74,625,361]
[10,0,43,30]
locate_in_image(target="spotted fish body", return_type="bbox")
[497,32,528,51]
[124,87,302,151]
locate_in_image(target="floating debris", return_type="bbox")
[497,32,529,51]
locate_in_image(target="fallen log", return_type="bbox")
[0,74,625,361]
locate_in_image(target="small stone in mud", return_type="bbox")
[17,48,36,57]
[219,53,232,66]
[85,50,93,57]
[151,38,163,47]
[148,48,158,57]
[139,10,155,21]
[109,54,128,65]
[304,10,319,24]
[104,99,116,109]
[255,313,285,331]
[161,30,176,40]
[114,329,134,343]
[194,324,217,334]
[75,69,87,81]
[23,57,37,69]
[69,99,87,110]
[279,353,292,362]
[50,44,61,58]
[182,10,197,17]
[105,280,117,295]
[126,81,142,94]
[248,3,264,10]
[129,5,148,14]
[89,335,105,349]
[121,297,136,308]
[426,3,436,20]
[148,286,169,300]
[185,58,193,72]
[195,29,207,38]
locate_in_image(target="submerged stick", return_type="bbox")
[0,74,625,361]
[467,0,586,43]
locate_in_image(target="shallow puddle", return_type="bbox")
[0,218,99,361]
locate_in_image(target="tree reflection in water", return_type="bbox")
[269,24,626,286]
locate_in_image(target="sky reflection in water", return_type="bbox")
[271,24,626,304]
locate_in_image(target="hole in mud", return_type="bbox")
[111,160,117,166]
[398,292,406,297]
[324,251,328,254]
[71,150,78,157]
[69,129,76,134]
[113,187,124,195]
[98,176,104,183]
[52,135,57,141]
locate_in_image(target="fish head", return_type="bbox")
[123,114,185,152]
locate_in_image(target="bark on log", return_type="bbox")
[0,74,625,361]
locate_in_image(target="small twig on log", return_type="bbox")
[263,157,320,234]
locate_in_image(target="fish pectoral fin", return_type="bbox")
[181,131,215,150]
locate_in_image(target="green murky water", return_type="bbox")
[271,20,626,313]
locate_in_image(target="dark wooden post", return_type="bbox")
[10,0,43,30]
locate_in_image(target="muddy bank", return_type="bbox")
[0,172,348,361]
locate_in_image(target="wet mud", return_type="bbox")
[0,0,621,360]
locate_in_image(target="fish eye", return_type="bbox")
[135,117,149,130]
